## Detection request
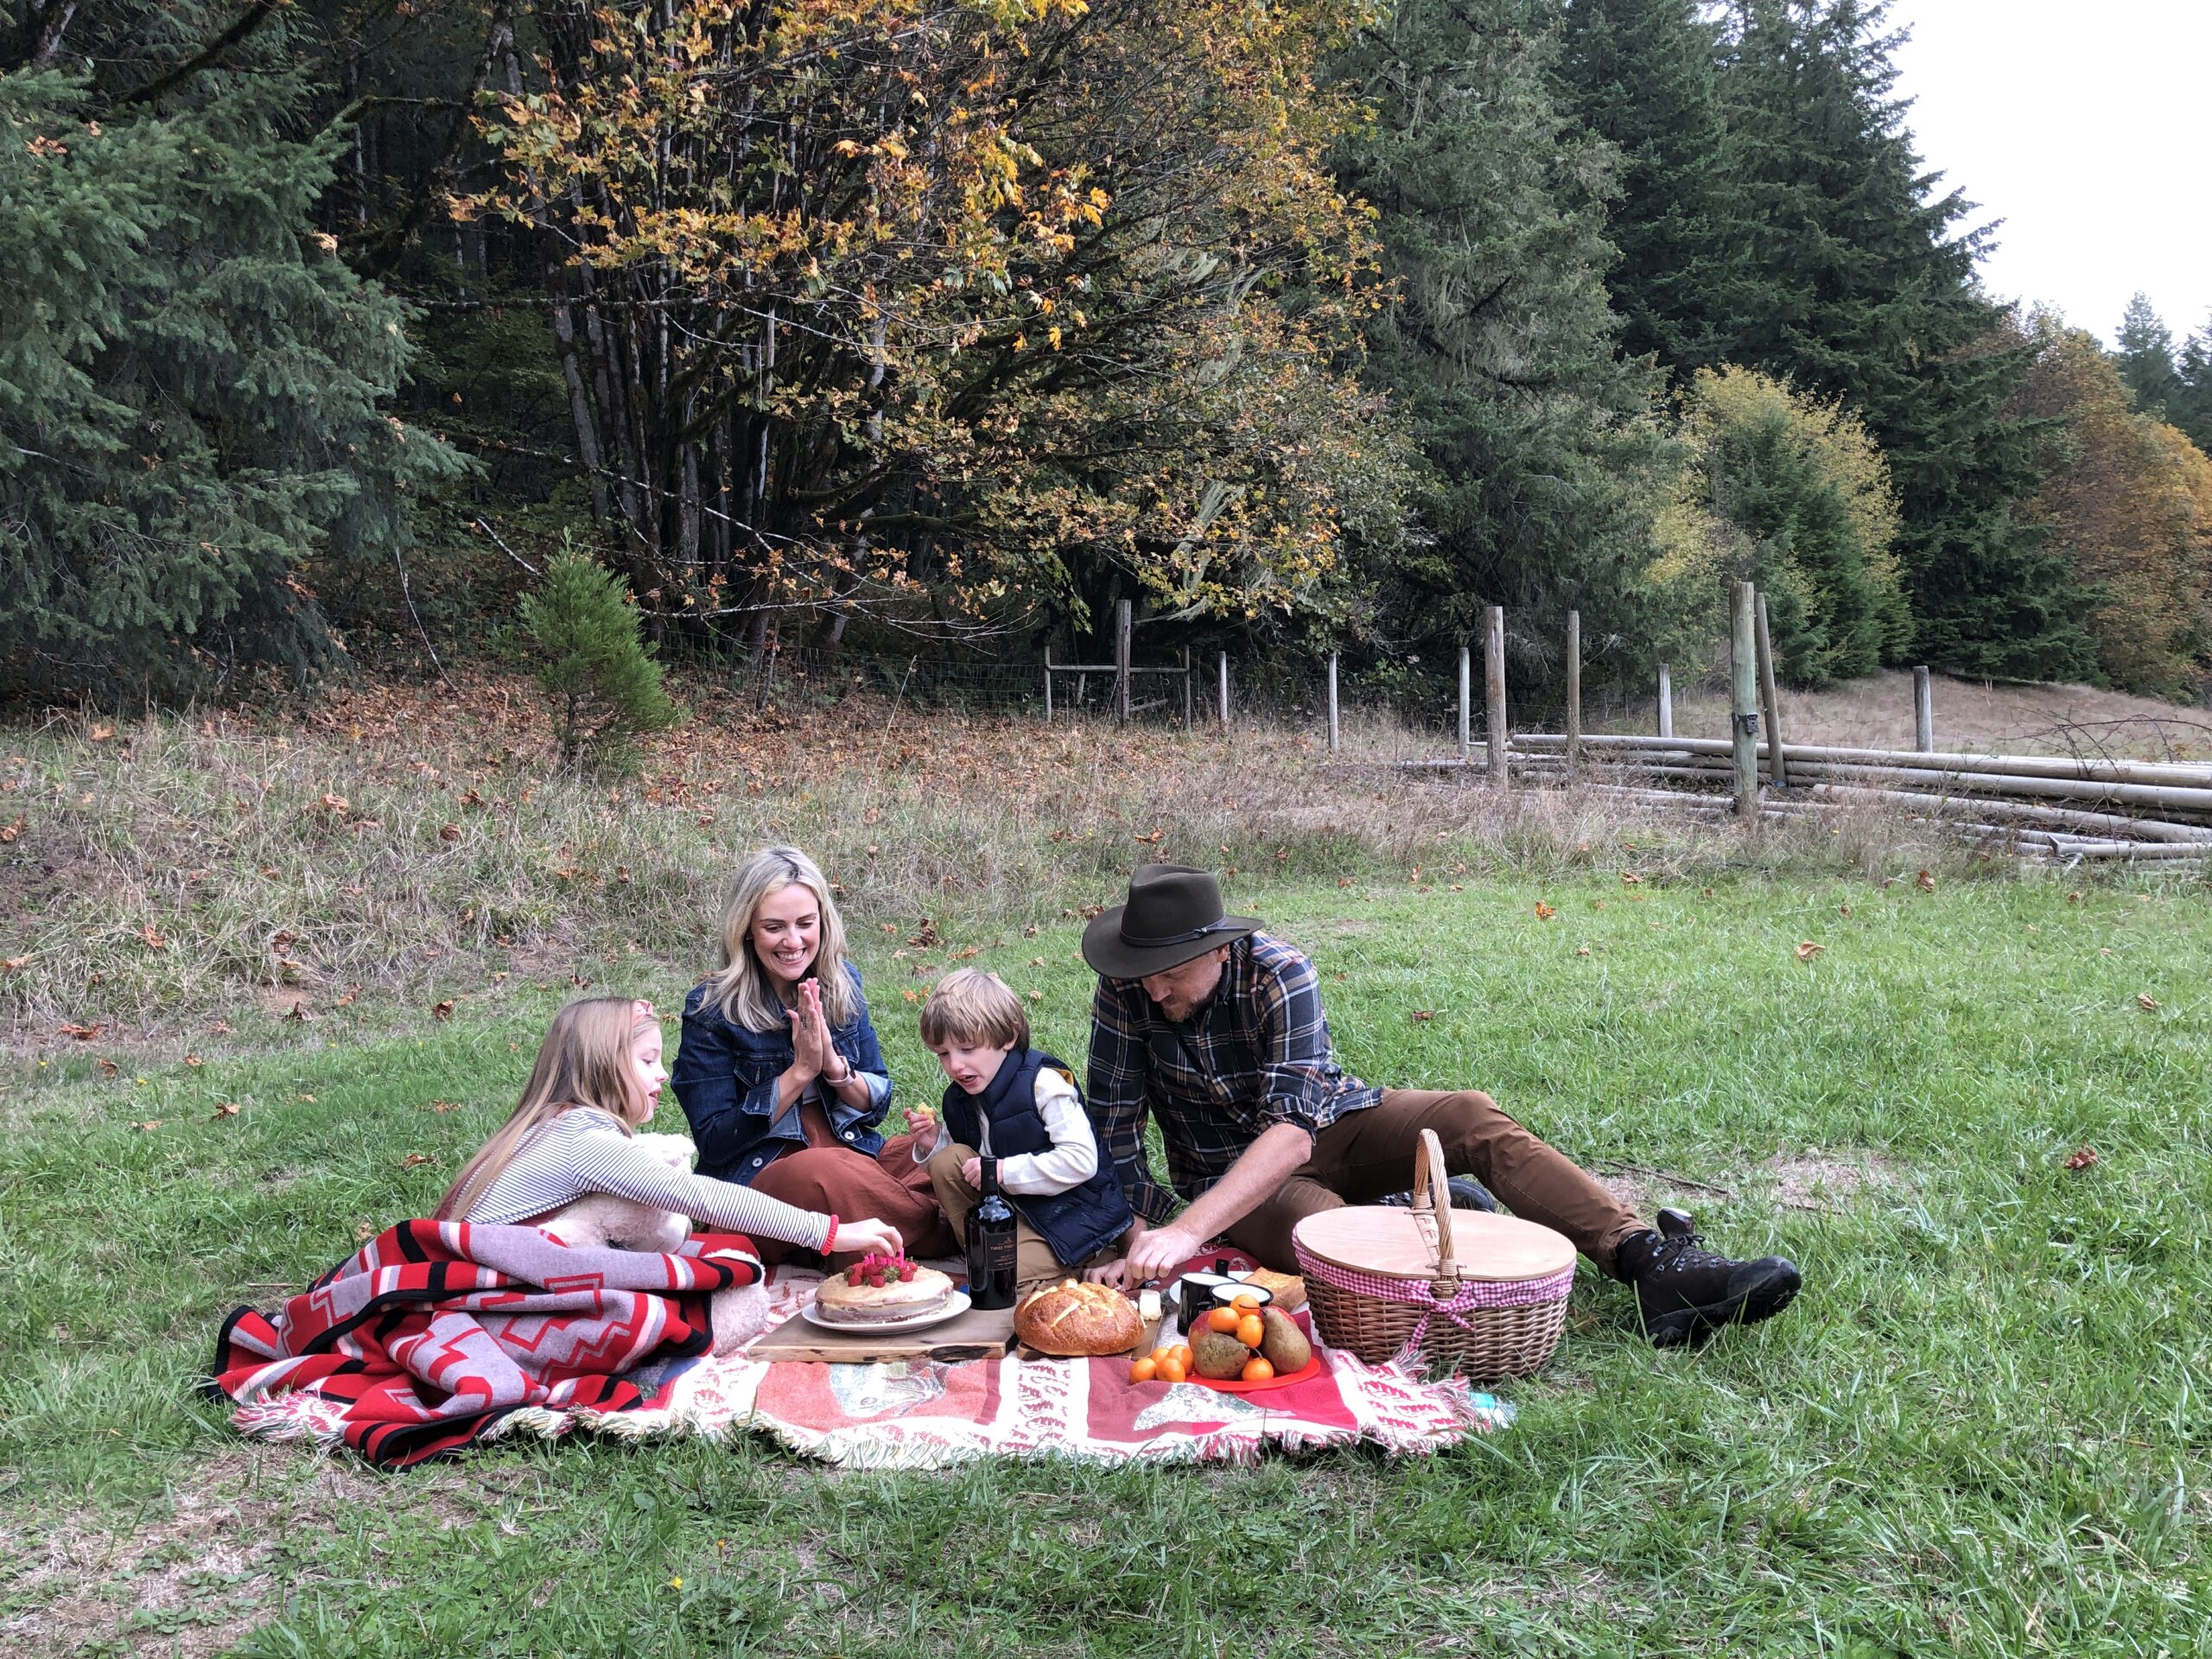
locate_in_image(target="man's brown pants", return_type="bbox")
[1222,1090,1646,1280]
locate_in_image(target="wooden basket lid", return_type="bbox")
[1293,1207,1575,1282]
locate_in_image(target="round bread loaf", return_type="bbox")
[1014,1280,1145,1356]
[814,1260,955,1325]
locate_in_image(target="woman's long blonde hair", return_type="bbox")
[435,997,658,1222]
[702,845,858,1032]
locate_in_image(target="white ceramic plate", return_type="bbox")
[800,1289,973,1335]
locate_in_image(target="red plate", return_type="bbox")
[1179,1351,1324,1394]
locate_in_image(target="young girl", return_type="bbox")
[671,846,956,1262]
[437,995,903,1262]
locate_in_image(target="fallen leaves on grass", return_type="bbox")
[2063,1145,2099,1172]
[96,1057,118,1077]
[284,1001,309,1022]
[1575,946,1591,957]
[398,1153,435,1169]
[210,1018,233,1033]
[423,1100,462,1114]
[432,999,455,1020]
[1838,905,1852,918]
[1620,871,1642,887]
[439,823,462,842]
[129,1119,162,1132]
[2137,993,2162,1012]
[3,956,27,972]
[1411,1009,1435,1022]
[0,814,22,843]
[211,1102,240,1120]
[2067,892,2082,904]
[61,1020,105,1040]
[1916,869,1936,893]
[184,1053,202,1066]
[1534,901,1555,921]
[1795,942,1826,962]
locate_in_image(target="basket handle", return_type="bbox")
[1409,1127,1458,1284]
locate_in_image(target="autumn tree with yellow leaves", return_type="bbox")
[2012,322,2212,699]
[462,0,1407,652]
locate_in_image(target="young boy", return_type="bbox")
[912,969,1134,1294]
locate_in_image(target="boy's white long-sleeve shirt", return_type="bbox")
[918,1066,1100,1195]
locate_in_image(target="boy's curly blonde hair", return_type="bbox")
[918,968,1030,1052]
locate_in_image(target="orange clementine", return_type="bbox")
[1129,1357,1158,1383]
[1157,1354,1188,1384]
[1173,1344,1195,1372]
[1241,1356,1275,1383]
[1207,1306,1243,1333]
[1236,1313,1266,1349]
[1232,1294,1261,1314]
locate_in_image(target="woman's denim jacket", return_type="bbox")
[671,961,893,1185]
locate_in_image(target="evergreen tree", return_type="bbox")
[1332,0,1666,679]
[1560,0,2094,680]
[2177,316,2212,455]
[1554,0,1745,372]
[0,9,463,705]
[1712,0,2092,678]
[2113,294,2183,419]
[518,547,677,768]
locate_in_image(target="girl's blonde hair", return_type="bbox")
[435,996,658,1222]
[918,969,1030,1052]
[702,845,858,1032]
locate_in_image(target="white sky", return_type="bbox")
[1888,0,2212,348]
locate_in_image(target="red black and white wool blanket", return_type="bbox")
[209,1220,761,1469]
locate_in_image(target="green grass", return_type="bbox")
[3,874,2209,1656]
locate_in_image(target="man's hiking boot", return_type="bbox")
[1618,1210,1801,1348]
[1376,1176,1499,1213]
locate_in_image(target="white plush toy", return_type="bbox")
[536,1134,772,1355]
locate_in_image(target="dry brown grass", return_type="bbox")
[0,666,2007,1057]
[1660,667,2212,760]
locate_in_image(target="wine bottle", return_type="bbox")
[968,1156,1018,1311]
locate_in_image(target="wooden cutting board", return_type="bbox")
[745,1300,1018,1364]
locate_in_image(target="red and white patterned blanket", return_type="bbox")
[210,1221,761,1468]
[214,1230,1514,1470]
[652,1269,1515,1468]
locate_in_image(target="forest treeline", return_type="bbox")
[5,0,2210,708]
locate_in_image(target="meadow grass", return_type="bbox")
[2,873,2208,1656]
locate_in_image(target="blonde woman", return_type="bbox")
[439,995,903,1262]
[671,846,955,1262]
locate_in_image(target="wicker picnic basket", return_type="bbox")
[1292,1129,1575,1380]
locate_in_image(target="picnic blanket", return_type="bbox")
[214,1230,1514,1469]
[620,1271,1515,1469]
[209,1220,762,1468]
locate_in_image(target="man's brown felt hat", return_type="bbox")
[1081,865,1262,980]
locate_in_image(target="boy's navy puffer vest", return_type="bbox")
[940,1048,1133,1268]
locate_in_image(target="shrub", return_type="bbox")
[517,549,677,768]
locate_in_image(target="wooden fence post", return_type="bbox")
[1914,666,1934,753]
[1217,651,1230,725]
[1326,652,1340,753]
[1656,662,1674,739]
[1731,582,1759,822]
[1458,644,1471,760]
[1565,609,1582,778]
[1115,598,1133,724]
[1043,648,1054,724]
[1753,590,1788,787]
[1485,605,1508,788]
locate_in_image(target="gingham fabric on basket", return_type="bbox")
[1298,1252,1575,1347]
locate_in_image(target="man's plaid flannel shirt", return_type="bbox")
[1087,932,1380,1223]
